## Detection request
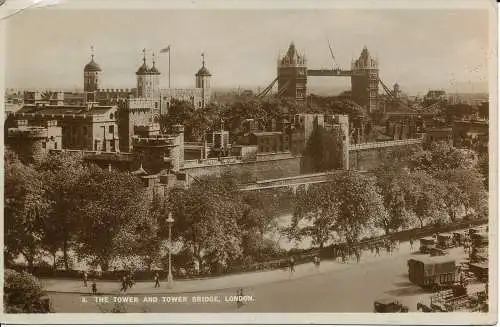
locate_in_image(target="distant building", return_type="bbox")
[8,104,119,152]
[424,90,447,104]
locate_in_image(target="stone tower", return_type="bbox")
[277,42,307,104]
[351,46,379,113]
[136,49,159,98]
[84,46,101,103]
[195,53,212,108]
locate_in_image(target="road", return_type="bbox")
[47,243,486,313]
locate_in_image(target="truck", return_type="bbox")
[408,257,457,291]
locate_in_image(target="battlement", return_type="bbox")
[132,135,178,147]
[159,88,204,97]
[97,88,134,94]
[128,98,160,108]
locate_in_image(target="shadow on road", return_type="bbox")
[392,281,414,287]
[385,285,427,297]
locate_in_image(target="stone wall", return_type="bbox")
[349,143,421,171]
[181,154,302,184]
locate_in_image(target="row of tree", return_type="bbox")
[5,149,155,272]
[289,142,487,248]
[4,148,291,273]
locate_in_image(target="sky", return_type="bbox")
[4,7,491,95]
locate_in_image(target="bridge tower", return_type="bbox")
[277,42,307,104]
[351,46,379,113]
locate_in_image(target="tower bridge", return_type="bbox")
[258,42,380,113]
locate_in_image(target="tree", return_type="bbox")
[4,269,53,313]
[36,152,88,270]
[290,184,339,249]
[435,168,487,220]
[73,167,145,271]
[328,171,386,244]
[404,170,447,228]
[374,168,412,234]
[478,102,488,120]
[4,151,49,271]
[304,126,343,172]
[167,174,244,272]
[410,142,477,173]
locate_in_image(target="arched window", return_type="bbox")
[110,113,114,120]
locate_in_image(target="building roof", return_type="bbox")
[281,42,305,65]
[84,58,102,72]
[136,60,150,75]
[15,105,116,117]
[149,62,161,75]
[196,64,211,76]
[251,131,283,136]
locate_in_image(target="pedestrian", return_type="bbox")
[121,275,128,292]
[154,272,160,288]
[91,281,97,295]
[313,255,320,271]
[236,288,244,309]
[410,237,414,251]
[82,271,88,287]
[128,273,135,289]
[375,244,380,256]
[355,248,361,263]
[289,256,295,275]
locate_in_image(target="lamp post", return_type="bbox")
[166,212,175,288]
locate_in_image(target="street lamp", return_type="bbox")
[166,212,175,288]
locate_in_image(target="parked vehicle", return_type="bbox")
[470,233,488,263]
[469,262,488,282]
[452,232,465,247]
[408,257,457,291]
[437,233,453,249]
[373,297,409,313]
[429,246,448,256]
[419,237,436,254]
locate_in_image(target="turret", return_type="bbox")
[136,49,160,98]
[277,42,307,104]
[84,46,101,103]
[195,53,212,108]
[351,46,379,113]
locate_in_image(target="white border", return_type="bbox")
[0,0,497,324]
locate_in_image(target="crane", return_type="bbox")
[327,39,340,71]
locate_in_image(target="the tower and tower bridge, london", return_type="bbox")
[6,43,428,196]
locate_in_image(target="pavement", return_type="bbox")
[43,240,423,295]
[42,225,487,298]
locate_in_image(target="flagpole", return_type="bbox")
[168,50,171,89]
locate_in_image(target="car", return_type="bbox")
[373,297,409,313]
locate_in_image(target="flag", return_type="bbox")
[160,46,171,53]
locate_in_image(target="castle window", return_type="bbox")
[198,101,202,108]
[42,142,46,149]
[110,113,114,120]
[54,142,58,150]
[155,102,158,109]
[109,125,114,133]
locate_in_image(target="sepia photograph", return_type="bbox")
[1,0,497,324]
